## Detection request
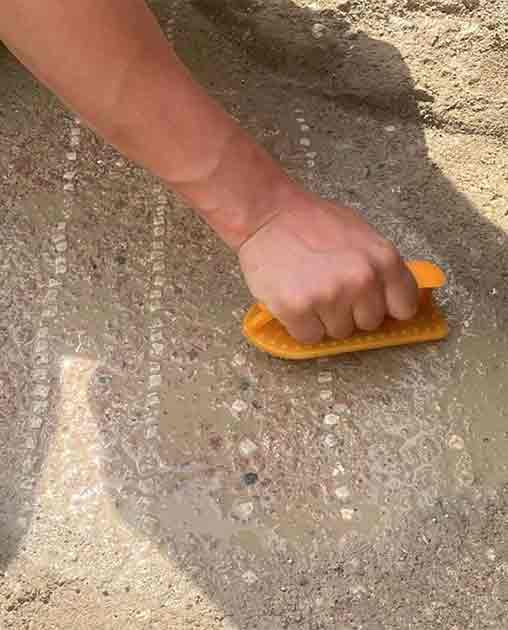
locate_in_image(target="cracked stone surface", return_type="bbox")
[1,1,508,628]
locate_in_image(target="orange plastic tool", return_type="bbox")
[243,260,448,360]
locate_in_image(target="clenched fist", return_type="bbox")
[239,190,418,344]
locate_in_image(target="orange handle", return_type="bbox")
[248,260,446,332]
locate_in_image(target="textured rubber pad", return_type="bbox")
[243,260,449,360]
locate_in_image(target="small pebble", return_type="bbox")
[335,486,350,500]
[32,400,48,414]
[149,374,162,389]
[232,399,248,414]
[232,501,254,521]
[323,434,338,448]
[33,368,48,382]
[340,508,355,521]
[150,320,162,332]
[150,289,162,301]
[239,438,258,457]
[333,403,350,415]
[146,392,160,408]
[16,516,28,529]
[318,371,333,384]
[34,335,49,352]
[320,390,333,402]
[384,125,396,132]
[242,570,258,585]
[30,416,43,429]
[312,23,325,38]
[448,434,465,450]
[486,548,496,561]
[324,413,339,426]
[35,352,49,365]
[151,342,164,355]
[33,385,50,399]
[300,124,310,132]
[300,138,311,147]
[233,353,246,367]
[242,472,258,486]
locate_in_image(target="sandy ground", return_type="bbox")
[1,0,508,628]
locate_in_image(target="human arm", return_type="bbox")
[0,0,418,341]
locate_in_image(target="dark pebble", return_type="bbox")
[242,472,258,486]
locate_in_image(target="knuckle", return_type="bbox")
[290,296,311,318]
[315,281,342,306]
[298,329,324,344]
[359,313,384,331]
[286,319,324,344]
[377,240,402,271]
[328,320,355,340]
[396,300,419,321]
[279,294,311,320]
[351,264,377,294]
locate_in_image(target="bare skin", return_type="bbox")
[0,0,418,343]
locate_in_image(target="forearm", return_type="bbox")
[0,0,295,248]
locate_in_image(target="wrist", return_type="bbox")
[171,125,300,250]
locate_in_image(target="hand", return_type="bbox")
[238,188,419,344]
